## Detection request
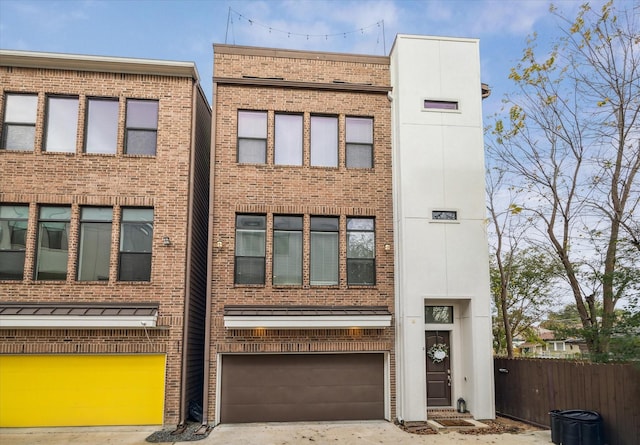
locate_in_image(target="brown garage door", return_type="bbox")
[220,353,384,423]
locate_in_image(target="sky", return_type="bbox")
[2,0,633,116]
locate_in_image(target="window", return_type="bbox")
[274,113,303,166]
[77,207,112,281]
[423,99,459,110]
[432,210,458,221]
[85,98,119,154]
[44,96,78,153]
[273,215,302,285]
[346,117,373,168]
[118,208,153,281]
[310,216,339,286]
[1,93,37,151]
[310,115,338,167]
[0,205,29,280]
[425,306,454,324]
[235,214,266,284]
[35,206,71,280]
[347,218,375,285]
[237,110,267,163]
[125,99,158,155]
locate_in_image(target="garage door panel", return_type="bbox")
[221,353,384,423]
[0,354,165,427]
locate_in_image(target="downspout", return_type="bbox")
[200,80,217,428]
[178,80,199,428]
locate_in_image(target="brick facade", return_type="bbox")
[207,45,395,422]
[0,54,211,426]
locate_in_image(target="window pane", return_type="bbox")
[275,114,302,166]
[425,306,454,323]
[36,206,71,280]
[45,97,78,153]
[273,215,303,286]
[78,207,112,281]
[238,111,267,138]
[0,205,29,280]
[126,129,156,155]
[235,257,265,284]
[126,100,158,155]
[346,144,372,168]
[3,125,36,151]
[3,94,37,151]
[5,94,38,122]
[346,117,372,144]
[311,116,338,167]
[347,218,374,231]
[86,99,118,154]
[126,100,158,128]
[347,259,375,285]
[236,230,265,256]
[118,253,151,281]
[236,214,266,229]
[347,232,374,258]
[310,217,339,231]
[310,232,338,286]
[118,208,153,281]
[238,139,266,164]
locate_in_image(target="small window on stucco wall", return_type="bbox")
[423,99,459,111]
[425,306,454,324]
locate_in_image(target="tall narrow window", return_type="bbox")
[310,216,339,286]
[347,218,375,285]
[237,110,267,164]
[235,214,266,284]
[0,205,29,280]
[273,215,302,285]
[125,99,158,155]
[77,207,112,281]
[1,93,37,151]
[311,115,338,167]
[36,206,71,280]
[118,208,153,281]
[85,98,119,154]
[275,113,303,166]
[44,96,78,153]
[346,117,373,168]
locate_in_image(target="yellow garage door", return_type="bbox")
[0,354,165,427]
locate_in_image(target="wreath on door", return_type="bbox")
[427,343,449,363]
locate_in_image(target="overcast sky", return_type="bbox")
[0,0,633,114]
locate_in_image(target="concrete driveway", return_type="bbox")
[1,421,552,445]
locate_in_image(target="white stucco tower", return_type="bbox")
[390,35,495,422]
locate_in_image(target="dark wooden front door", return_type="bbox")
[426,331,451,406]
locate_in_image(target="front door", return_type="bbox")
[425,331,451,406]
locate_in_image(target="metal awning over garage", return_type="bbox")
[0,302,159,328]
[223,305,392,329]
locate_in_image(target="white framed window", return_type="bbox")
[347,217,375,285]
[423,99,460,112]
[77,207,112,281]
[235,214,266,284]
[0,204,29,280]
[118,208,153,281]
[36,206,71,280]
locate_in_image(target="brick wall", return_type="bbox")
[209,48,396,420]
[0,65,197,425]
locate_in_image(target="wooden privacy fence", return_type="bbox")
[494,357,640,445]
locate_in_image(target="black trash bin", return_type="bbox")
[549,410,562,444]
[550,409,603,445]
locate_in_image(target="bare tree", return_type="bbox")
[489,1,640,356]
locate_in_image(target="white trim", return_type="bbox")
[224,314,392,329]
[0,314,158,328]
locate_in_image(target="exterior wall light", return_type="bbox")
[162,236,171,246]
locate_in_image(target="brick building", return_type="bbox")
[0,50,211,427]
[205,45,395,424]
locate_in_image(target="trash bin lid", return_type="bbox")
[560,410,601,421]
